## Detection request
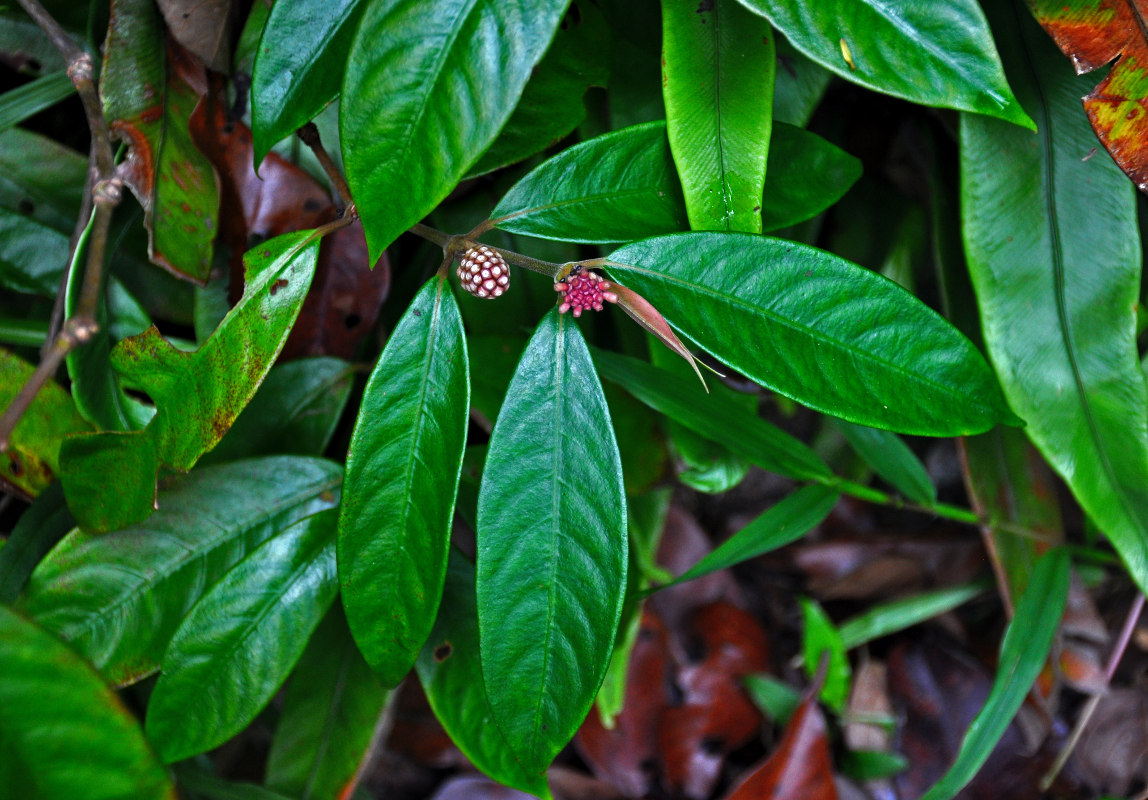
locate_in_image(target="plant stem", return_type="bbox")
[297,122,354,212]
[407,223,566,278]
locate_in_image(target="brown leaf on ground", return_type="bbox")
[1070,687,1148,796]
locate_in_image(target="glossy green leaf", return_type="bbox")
[468,1,610,177]
[734,0,1032,128]
[837,582,987,651]
[0,70,74,132]
[19,456,342,686]
[833,420,934,505]
[467,335,527,423]
[920,549,1069,800]
[266,606,389,800]
[101,0,219,282]
[662,0,774,233]
[59,231,320,532]
[0,348,91,498]
[759,123,861,230]
[605,233,1018,435]
[339,275,469,688]
[477,310,627,777]
[417,549,551,799]
[0,606,175,800]
[342,0,569,261]
[0,203,70,295]
[203,357,353,465]
[592,348,831,481]
[146,509,339,762]
[800,597,850,712]
[962,3,1148,595]
[0,127,85,234]
[0,482,74,604]
[252,0,365,167]
[660,485,838,589]
[772,36,832,128]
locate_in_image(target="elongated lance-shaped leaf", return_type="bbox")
[734,0,1032,129]
[58,231,320,533]
[962,2,1148,594]
[338,275,469,688]
[833,420,935,505]
[920,549,1070,800]
[604,234,1018,436]
[341,0,569,261]
[146,509,339,763]
[662,0,774,233]
[0,606,176,800]
[417,549,551,799]
[0,482,74,604]
[18,457,342,686]
[477,310,628,778]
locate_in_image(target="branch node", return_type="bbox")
[93,177,124,206]
[66,51,95,84]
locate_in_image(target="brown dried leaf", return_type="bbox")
[157,0,241,72]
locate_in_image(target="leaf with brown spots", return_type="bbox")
[1027,0,1148,192]
[101,0,220,283]
[58,231,319,532]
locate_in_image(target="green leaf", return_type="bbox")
[477,310,627,776]
[101,0,219,282]
[744,673,801,725]
[800,597,850,712]
[605,233,1018,435]
[174,767,297,800]
[660,485,838,589]
[146,509,338,762]
[341,0,569,261]
[417,549,551,798]
[339,275,469,688]
[0,127,85,234]
[0,203,70,295]
[833,420,934,505]
[0,348,91,498]
[59,231,320,532]
[662,0,774,232]
[251,0,366,167]
[0,482,74,604]
[920,549,1069,800]
[203,357,354,465]
[840,750,910,781]
[772,36,831,128]
[962,3,1148,595]
[837,582,987,651]
[0,70,75,132]
[266,607,389,800]
[0,606,175,800]
[734,0,1032,128]
[759,123,861,231]
[468,1,610,177]
[592,348,831,481]
[19,456,342,686]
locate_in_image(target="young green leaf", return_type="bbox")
[477,310,627,779]
[734,0,1032,128]
[0,70,74,133]
[59,231,320,532]
[833,420,934,505]
[338,275,469,688]
[267,607,389,800]
[837,582,988,651]
[417,549,552,799]
[0,606,175,800]
[0,482,74,604]
[962,3,1148,595]
[801,597,850,712]
[605,233,1019,435]
[146,509,339,763]
[759,122,861,230]
[662,0,775,233]
[342,0,569,261]
[19,457,342,686]
[920,549,1069,800]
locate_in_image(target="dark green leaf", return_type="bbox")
[605,233,1018,435]
[477,310,627,776]
[0,70,74,132]
[837,582,987,651]
[0,482,74,604]
[203,357,353,465]
[833,420,934,505]
[59,231,320,532]
[840,750,910,781]
[146,509,339,762]
[772,36,832,128]
[592,348,831,481]
[920,549,1069,800]
[734,0,1032,127]
[251,0,365,166]
[661,485,838,589]
[339,275,469,688]
[0,127,85,234]
[759,123,861,230]
[744,673,801,725]
[662,0,774,232]
[174,767,297,800]
[19,456,342,686]
[0,606,175,800]
[418,549,551,798]
[266,607,389,800]
[0,205,70,295]
[962,3,1148,595]
[467,335,527,424]
[800,597,849,712]
[342,0,569,261]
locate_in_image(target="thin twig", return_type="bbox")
[407,223,564,278]
[297,122,353,211]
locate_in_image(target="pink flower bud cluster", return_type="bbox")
[554,269,618,317]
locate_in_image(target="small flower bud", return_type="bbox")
[457,245,510,299]
[554,268,618,317]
